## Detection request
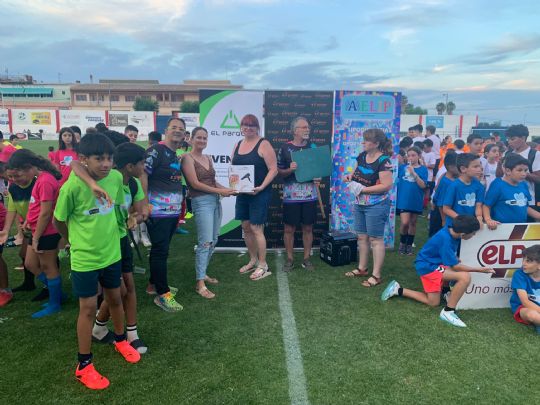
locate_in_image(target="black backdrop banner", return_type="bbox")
[263,91,334,249]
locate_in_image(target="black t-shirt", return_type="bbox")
[145,143,182,192]
[352,152,392,187]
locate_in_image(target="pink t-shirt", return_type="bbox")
[27,171,59,237]
[52,149,78,185]
[48,151,55,161]
[0,143,17,163]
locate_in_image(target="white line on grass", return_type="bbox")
[275,254,310,405]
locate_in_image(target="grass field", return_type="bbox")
[0,142,538,404]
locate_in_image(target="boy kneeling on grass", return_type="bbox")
[381,215,494,328]
[510,245,540,335]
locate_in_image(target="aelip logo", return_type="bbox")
[220,110,240,129]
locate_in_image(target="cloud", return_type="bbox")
[461,33,540,65]
[368,0,452,27]
[383,28,416,45]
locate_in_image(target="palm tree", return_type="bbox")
[401,95,408,114]
[446,101,456,115]
[436,102,446,115]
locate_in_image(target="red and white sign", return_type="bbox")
[458,223,540,309]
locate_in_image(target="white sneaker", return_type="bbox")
[139,223,152,247]
[439,309,466,328]
[381,280,400,301]
[133,225,141,245]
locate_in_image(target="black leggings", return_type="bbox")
[146,216,179,295]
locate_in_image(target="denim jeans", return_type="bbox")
[146,216,178,295]
[352,198,391,238]
[192,194,222,280]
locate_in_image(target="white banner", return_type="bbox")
[0,109,9,134]
[59,110,105,131]
[458,223,540,309]
[177,113,199,133]
[108,111,155,141]
[200,90,264,246]
[11,109,57,139]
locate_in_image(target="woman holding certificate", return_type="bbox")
[344,129,394,288]
[231,114,278,281]
[182,127,236,299]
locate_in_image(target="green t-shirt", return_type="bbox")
[176,147,191,186]
[54,170,125,272]
[116,171,145,238]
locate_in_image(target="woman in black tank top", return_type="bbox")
[231,114,278,281]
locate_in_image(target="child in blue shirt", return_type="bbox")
[442,153,485,227]
[381,215,495,328]
[510,245,540,334]
[429,151,458,236]
[483,153,540,229]
[396,146,428,255]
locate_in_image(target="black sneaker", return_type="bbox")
[12,283,36,293]
[31,288,49,302]
[282,259,294,273]
[301,260,315,271]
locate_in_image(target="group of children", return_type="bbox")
[391,124,540,332]
[0,126,154,390]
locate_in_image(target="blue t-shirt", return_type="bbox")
[510,269,540,313]
[396,164,428,212]
[415,227,460,276]
[433,176,454,207]
[442,178,485,227]
[484,178,531,224]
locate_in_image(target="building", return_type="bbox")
[0,74,71,109]
[70,79,243,114]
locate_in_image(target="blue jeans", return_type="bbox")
[192,194,222,280]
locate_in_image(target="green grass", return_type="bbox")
[0,142,537,404]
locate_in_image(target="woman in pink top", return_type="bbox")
[8,149,63,318]
[52,127,79,186]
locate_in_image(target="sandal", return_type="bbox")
[345,268,369,278]
[204,276,219,285]
[362,275,382,288]
[250,264,272,281]
[196,286,215,299]
[239,260,258,274]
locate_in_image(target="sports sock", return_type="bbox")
[398,287,404,297]
[37,272,49,287]
[407,234,415,245]
[126,324,139,342]
[31,276,62,318]
[12,268,36,292]
[400,234,407,244]
[78,353,93,370]
[92,319,109,340]
[444,306,455,312]
[114,332,127,343]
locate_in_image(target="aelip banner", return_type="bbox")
[331,91,402,248]
[199,90,265,249]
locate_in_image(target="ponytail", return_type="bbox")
[363,128,393,156]
[7,149,63,180]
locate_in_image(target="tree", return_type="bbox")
[133,97,159,112]
[401,95,408,113]
[446,101,456,115]
[401,94,427,115]
[436,102,446,115]
[180,100,199,113]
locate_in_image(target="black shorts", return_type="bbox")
[71,260,122,298]
[283,201,317,226]
[31,233,61,251]
[120,235,133,273]
[396,209,422,215]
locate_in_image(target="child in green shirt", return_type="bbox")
[53,133,140,390]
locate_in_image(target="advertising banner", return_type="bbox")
[199,90,265,249]
[59,110,106,131]
[331,91,401,248]
[11,109,58,140]
[457,223,540,310]
[0,109,9,134]
[107,111,156,141]
[264,90,334,249]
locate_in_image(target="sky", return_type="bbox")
[1,0,540,124]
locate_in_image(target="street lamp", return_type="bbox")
[442,93,449,114]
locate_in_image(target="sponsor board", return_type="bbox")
[458,223,540,309]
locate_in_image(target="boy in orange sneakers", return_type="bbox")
[53,133,140,390]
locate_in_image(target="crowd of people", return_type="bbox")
[0,117,538,390]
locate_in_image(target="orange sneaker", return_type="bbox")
[114,340,141,363]
[75,363,110,390]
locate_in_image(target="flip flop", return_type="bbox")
[345,268,369,278]
[196,286,215,299]
[204,276,219,285]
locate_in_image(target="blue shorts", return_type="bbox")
[352,198,391,238]
[235,187,272,225]
[71,260,122,298]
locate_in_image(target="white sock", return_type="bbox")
[127,324,139,342]
[92,320,109,339]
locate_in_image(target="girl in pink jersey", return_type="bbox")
[52,127,79,186]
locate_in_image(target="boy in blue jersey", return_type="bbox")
[382,215,495,327]
[510,245,540,334]
[442,153,485,228]
[483,153,540,229]
[396,146,428,255]
[429,151,458,236]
